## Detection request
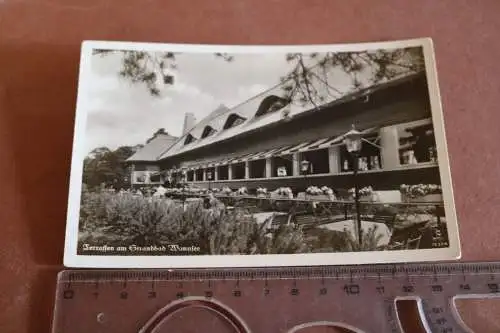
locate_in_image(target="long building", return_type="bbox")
[127,71,440,196]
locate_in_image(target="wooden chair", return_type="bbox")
[405,235,422,249]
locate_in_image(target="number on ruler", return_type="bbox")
[233,290,242,297]
[176,291,184,299]
[376,286,385,294]
[120,291,128,300]
[488,283,499,293]
[436,317,447,325]
[343,284,360,295]
[290,288,300,296]
[205,291,213,298]
[402,285,414,293]
[319,288,327,295]
[459,284,471,291]
[263,288,270,296]
[431,285,443,292]
[63,290,74,299]
[148,291,157,299]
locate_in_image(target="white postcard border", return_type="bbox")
[64,37,461,268]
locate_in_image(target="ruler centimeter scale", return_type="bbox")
[52,261,500,333]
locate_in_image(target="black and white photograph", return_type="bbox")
[64,38,460,267]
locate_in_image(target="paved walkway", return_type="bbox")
[318,220,392,246]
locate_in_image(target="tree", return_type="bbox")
[83,146,136,189]
[93,50,233,96]
[146,128,168,143]
[281,47,425,106]
[93,47,424,105]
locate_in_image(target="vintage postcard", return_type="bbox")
[64,38,460,268]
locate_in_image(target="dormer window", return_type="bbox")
[255,95,289,117]
[184,134,196,145]
[201,126,217,138]
[223,113,246,130]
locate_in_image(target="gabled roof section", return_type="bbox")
[223,113,247,130]
[255,95,290,117]
[159,69,424,160]
[201,125,217,138]
[126,133,178,162]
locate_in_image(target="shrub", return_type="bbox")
[339,225,384,252]
[78,191,306,255]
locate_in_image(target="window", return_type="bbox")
[218,165,229,180]
[340,135,382,172]
[232,162,246,179]
[205,167,215,181]
[184,134,196,145]
[133,164,158,172]
[272,155,293,177]
[187,170,194,182]
[300,149,329,174]
[255,95,289,117]
[249,159,266,178]
[195,169,204,181]
[150,173,161,183]
[134,164,147,171]
[201,126,217,138]
[223,113,246,130]
[134,171,147,183]
[398,123,437,165]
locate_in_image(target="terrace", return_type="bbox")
[158,186,448,251]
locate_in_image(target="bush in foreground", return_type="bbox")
[78,191,308,255]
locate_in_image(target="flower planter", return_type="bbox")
[297,192,334,201]
[350,194,373,202]
[270,192,293,200]
[257,193,269,198]
[404,194,443,203]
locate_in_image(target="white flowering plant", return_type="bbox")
[348,186,373,197]
[221,186,233,195]
[400,184,442,198]
[237,186,248,195]
[256,187,268,195]
[274,187,293,196]
[306,186,323,195]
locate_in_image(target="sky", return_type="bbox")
[81,46,399,155]
[84,51,300,154]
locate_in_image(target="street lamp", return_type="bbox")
[207,170,213,191]
[343,125,363,246]
[301,159,311,199]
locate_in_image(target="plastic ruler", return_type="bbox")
[51,261,500,333]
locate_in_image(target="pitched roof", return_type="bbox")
[158,69,424,160]
[126,133,178,162]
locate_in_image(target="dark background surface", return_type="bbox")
[0,1,499,332]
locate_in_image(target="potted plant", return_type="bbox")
[271,187,294,199]
[400,184,442,202]
[348,186,373,201]
[220,186,233,196]
[236,186,248,196]
[256,187,268,198]
[298,186,336,201]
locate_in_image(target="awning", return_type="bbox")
[316,135,345,149]
[212,156,231,166]
[228,152,255,164]
[240,151,265,162]
[178,127,380,171]
[278,140,317,155]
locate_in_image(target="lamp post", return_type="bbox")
[343,125,363,246]
[300,159,311,199]
[207,170,213,191]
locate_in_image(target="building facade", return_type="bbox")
[129,72,440,195]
